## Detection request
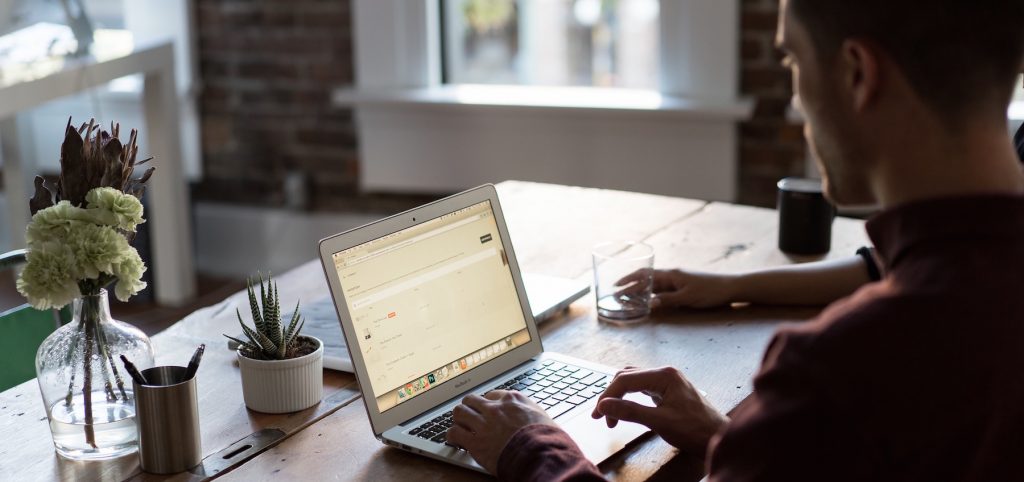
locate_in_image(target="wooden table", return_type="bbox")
[0,181,869,481]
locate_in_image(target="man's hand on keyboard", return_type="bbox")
[447,390,558,474]
[592,366,728,460]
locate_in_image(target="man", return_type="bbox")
[446,0,1024,480]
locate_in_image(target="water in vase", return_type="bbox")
[48,391,137,460]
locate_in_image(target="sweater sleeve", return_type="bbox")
[496,424,606,482]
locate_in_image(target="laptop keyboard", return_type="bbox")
[408,360,610,446]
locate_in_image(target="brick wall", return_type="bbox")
[738,0,807,207]
[194,0,802,210]
[194,0,369,210]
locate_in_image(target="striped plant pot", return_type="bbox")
[237,336,324,414]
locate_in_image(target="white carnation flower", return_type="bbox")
[112,250,148,302]
[16,242,82,309]
[85,187,145,232]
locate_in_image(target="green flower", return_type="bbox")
[16,242,82,310]
[111,250,147,302]
[85,187,144,232]
[20,197,150,306]
[65,223,133,279]
[25,201,97,245]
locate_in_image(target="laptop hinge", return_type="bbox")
[398,356,542,427]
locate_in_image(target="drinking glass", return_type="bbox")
[592,241,654,324]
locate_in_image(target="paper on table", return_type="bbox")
[300,297,353,372]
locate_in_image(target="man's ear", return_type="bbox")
[839,39,880,112]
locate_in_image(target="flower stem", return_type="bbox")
[63,321,85,407]
[81,311,97,448]
[95,315,128,401]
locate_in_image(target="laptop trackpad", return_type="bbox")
[558,393,652,463]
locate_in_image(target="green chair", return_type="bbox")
[0,249,71,391]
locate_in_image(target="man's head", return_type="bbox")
[777,0,1024,205]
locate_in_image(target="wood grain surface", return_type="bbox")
[0,181,870,481]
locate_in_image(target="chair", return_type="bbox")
[0,249,70,391]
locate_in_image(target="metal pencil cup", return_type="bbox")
[133,366,202,474]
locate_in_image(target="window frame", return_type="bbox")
[352,0,741,100]
[343,0,751,201]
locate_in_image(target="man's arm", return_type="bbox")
[496,424,605,481]
[448,365,731,481]
[707,330,871,482]
[447,391,604,480]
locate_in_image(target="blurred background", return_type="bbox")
[1,0,1022,328]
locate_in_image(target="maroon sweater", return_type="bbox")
[498,195,1024,481]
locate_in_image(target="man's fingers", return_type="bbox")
[592,366,643,418]
[594,368,666,418]
[452,403,486,432]
[463,393,494,412]
[446,424,473,449]
[482,389,511,401]
[614,366,639,377]
[596,398,661,427]
[596,368,674,409]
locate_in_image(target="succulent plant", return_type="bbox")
[225,274,306,360]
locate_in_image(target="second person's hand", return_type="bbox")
[619,269,738,310]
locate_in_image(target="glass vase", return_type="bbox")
[35,289,155,460]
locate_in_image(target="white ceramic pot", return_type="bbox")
[236,336,324,414]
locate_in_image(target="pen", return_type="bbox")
[120,354,148,386]
[184,344,205,381]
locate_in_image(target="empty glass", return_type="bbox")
[592,241,654,324]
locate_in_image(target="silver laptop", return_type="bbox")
[226,274,587,372]
[318,184,648,473]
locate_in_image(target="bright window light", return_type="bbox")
[442,0,660,89]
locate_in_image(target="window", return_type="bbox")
[1015,75,1024,102]
[2,0,126,35]
[343,0,747,201]
[1,0,130,82]
[442,0,660,89]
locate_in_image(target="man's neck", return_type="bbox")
[872,122,1024,208]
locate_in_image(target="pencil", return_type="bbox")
[120,354,148,386]
[184,344,206,381]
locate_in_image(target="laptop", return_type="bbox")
[226,274,588,373]
[317,184,649,473]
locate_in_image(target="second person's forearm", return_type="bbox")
[727,256,872,306]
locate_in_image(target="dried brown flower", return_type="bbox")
[31,117,155,216]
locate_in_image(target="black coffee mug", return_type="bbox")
[777,177,836,255]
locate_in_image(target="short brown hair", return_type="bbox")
[789,0,1024,120]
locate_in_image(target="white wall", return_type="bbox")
[358,105,737,200]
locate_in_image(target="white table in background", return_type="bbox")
[0,39,195,306]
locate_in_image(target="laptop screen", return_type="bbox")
[331,200,532,413]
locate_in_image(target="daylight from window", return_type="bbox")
[0,0,131,86]
[443,0,660,89]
